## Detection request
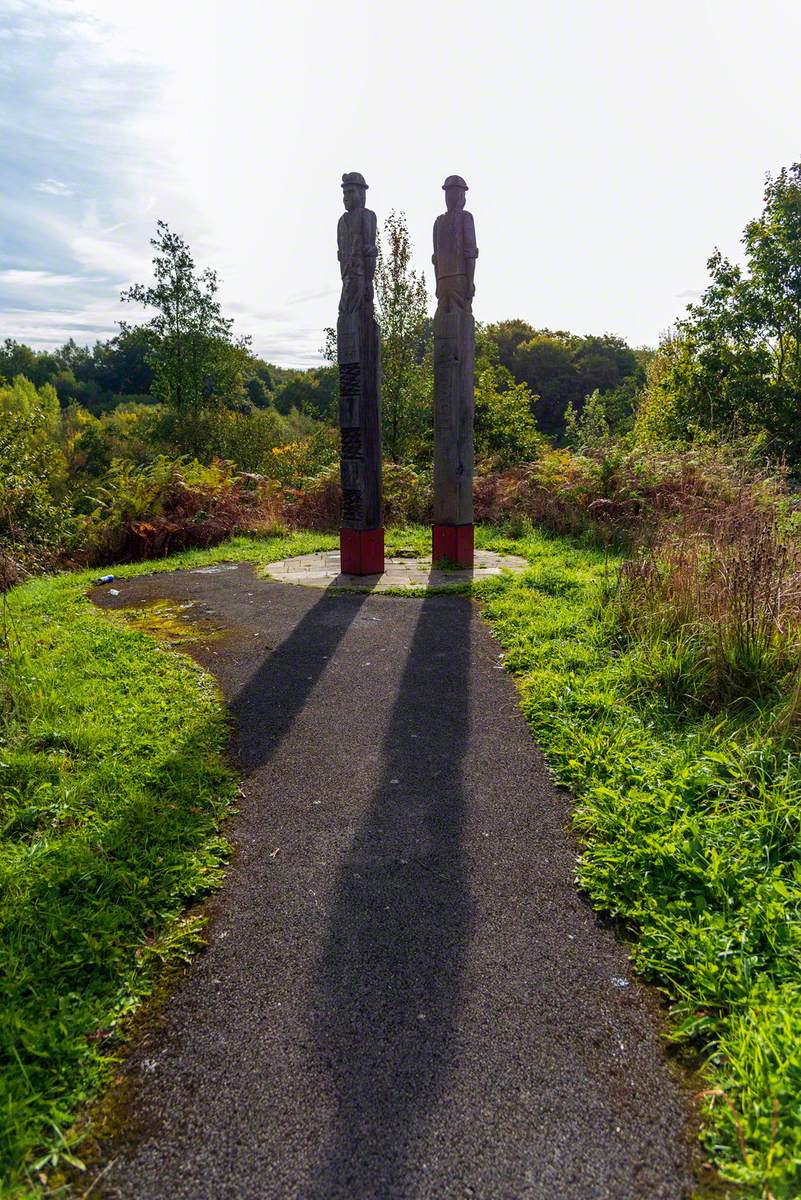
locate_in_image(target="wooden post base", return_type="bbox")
[340,528,385,575]
[432,523,474,568]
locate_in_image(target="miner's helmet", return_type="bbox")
[442,175,468,191]
[342,172,368,189]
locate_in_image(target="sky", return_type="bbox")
[1,0,801,368]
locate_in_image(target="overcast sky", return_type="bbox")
[1,0,800,366]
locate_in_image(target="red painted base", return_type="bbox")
[340,527,385,575]
[432,523,474,568]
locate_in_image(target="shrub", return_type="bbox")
[279,460,432,533]
[382,462,431,525]
[564,388,611,451]
[80,456,282,564]
[0,549,23,594]
[474,366,542,467]
[473,443,787,546]
[63,402,160,483]
[262,427,339,488]
[151,406,307,472]
[473,452,602,537]
[281,465,341,531]
[0,378,74,576]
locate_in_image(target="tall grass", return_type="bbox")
[614,499,801,717]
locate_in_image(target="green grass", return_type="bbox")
[5,523,801,1197]
[477,527,801,1199]
[0,531,336,1197]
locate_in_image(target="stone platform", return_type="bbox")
[263,549,528,591]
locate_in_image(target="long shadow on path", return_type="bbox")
[92,569,694,1200]
[92,566,372,781]
[226,583,371,773]
[310,594,474,1199]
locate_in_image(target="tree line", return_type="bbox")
[0,328,337,423]
[1,217,651,467]
[6,154,801,478]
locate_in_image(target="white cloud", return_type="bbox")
[33,178,73,196]
[285,287,339,307]
[0,269,85,286]
[0,304,119,343]
[69,232,150,284]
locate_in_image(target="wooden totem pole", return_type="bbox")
[336,171,384,575]
[431,174,478,568]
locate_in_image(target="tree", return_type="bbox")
[0,340,58,390]
[55,338,93,380]
[512,333,578,436]
[0,334,155,412]
[572,335,638,398]
[474,364,542,466]
[270,368,338,421]
[483,323,646,441]
[0,378,69,562]
[483,319,536,374]
[122,221,250,419]
[633,332,699,446]
[244,359,275,409]
[643,161,801,459]
[374,211,431,462]
[564,389,610,451]
[92,327,155,403]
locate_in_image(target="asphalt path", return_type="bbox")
[90,564,694,1199]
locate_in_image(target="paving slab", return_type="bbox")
[89,563,695,1199]
[264,548,529,590]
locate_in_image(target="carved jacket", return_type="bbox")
[337,207,378,279]
[432,210,478,280]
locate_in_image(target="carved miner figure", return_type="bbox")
[432,175,478,314]
[335,172,383,574]
[431,175,477,566]
[338,172,378,320]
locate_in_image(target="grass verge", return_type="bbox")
[0,531,335,1198]
[478,527,801,1199]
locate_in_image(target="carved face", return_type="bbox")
[445,186,466,212]
[342,184,365,212]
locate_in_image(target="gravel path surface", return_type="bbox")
[91,564,694,1199]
